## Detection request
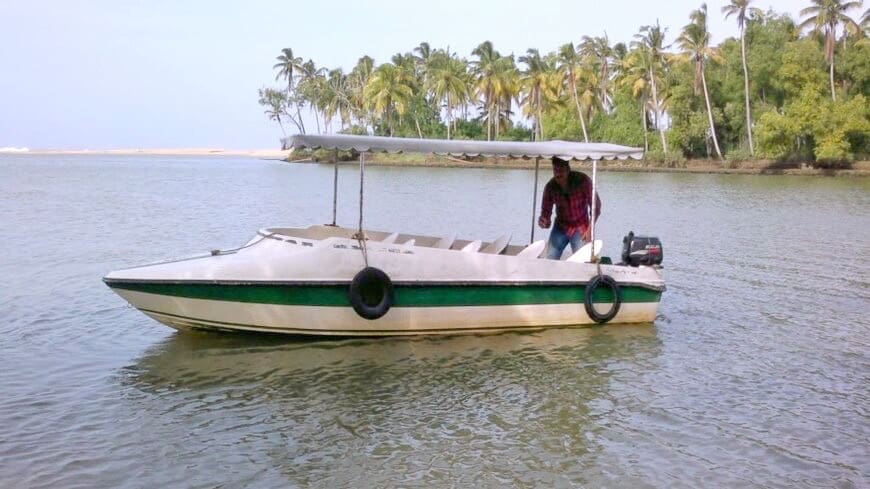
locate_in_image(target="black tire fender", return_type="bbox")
[348,267,394,320]
[584,275,622,324]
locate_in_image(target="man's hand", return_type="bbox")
[538,216,550,229]
[582,228,591,241]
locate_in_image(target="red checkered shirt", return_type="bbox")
[540,171,601,237]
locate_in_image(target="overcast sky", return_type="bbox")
[0,0,807,150]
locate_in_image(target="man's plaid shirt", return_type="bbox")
[540,171,601,237]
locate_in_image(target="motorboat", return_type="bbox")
[104,134,665,336]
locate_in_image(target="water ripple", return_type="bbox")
[1,158,868,487]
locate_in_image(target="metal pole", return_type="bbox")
[590,159,598,261]
[332,149,338,226]
[358,152,365,235]
[530,157,540,244]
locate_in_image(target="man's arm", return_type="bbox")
[538,182,553,228]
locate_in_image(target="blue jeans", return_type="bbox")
[546,226,583,260]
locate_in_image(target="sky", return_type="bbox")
[0,0,808,150]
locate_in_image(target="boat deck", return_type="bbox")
[263,225,533,257]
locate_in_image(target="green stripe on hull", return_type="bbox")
[107,281,662,307]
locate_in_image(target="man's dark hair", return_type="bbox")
[551,156,570,168]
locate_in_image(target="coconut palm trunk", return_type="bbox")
[446,94,452,140]
[700,68,723,159]
[740,28,754,154]
[488,105,493,141]
[495,100,501,141]
[648,67,668,154]
[641,100,649,152]
[571,81,590,142]
[830,60,836,101]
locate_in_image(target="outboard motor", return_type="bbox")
[621,231,663,267]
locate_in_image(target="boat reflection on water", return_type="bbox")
[123,324,662,393]
[119,325,662,486]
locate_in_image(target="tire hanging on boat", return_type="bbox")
[584,275,622,324]
[349,267,394,320]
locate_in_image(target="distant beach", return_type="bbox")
[14,148,292,159]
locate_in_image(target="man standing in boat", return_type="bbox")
[538,156,601,260]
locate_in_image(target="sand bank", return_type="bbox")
[20,148,291,158]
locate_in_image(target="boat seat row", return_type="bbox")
[374,231,559,260]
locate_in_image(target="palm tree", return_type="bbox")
[412,43,435,107]
[556,43,590,142]
[364,63,415,136]
[518,49,561,141]
[349,56,375,130]
[273,48,306,134]
[676,4,724,160]
[799,0,862,101]
[392,52,425,136]
[425,49,469,139]
[493,56,520,139]
[618,49,653,152]
[297,60,327,133]
[258,88,289,139]
[632,22,670,153]
[471,41,503,140]
[580,35,615,111]
[723,0,763,155]
[321,69,352,132]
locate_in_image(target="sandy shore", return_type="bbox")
[16,148,292,158]
[297,156,870,177]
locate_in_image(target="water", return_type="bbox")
[1,155,868,487]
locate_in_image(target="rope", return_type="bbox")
[210,232,276,256]
[356,152,369,267]
[530,157,540,244]
[590,159,598,263]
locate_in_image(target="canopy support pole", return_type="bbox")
[332,149,338,226]
[530,157,540,244]
[590,160,598,262]
[357,152,368,266]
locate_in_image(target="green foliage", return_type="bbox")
[756,91,869,162]
[666,62,728,158]
[725,145,754,164]
[498,123,534,141]
[453,119,486,140]
[745,12,798,107]
[814,132,852,162]
[774,40,828,98]
[839,40,870,97]
[588,88,646,147]
[754,110,801,160]
[263,6,868,162]
[374,94,444,138]
[541,105,582,141]
[644,149,687,167]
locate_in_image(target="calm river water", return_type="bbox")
[1,155,868,488]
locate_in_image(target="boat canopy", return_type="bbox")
[291,134,643,161]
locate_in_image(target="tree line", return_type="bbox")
[259,0,869,163]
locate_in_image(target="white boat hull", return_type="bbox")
[116,290,660,336]
[105,225,665,336]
